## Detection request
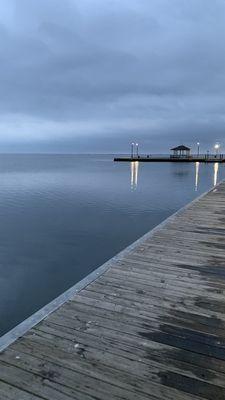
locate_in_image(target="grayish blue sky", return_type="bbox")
[0,0,224,153]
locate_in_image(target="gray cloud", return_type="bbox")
[0,0,224,153]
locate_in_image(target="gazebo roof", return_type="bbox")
[171,145,190,151]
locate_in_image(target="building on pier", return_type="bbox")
[170,145,191,158]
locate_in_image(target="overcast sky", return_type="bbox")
[0,0,224,153]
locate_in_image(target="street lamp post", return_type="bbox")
[136,143,139,158]
[197,142,200,156]
[131,142,134,158]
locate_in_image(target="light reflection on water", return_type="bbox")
[195,162,200,191]
[130,161,139,190]
[214,162,219,186]
[131,160,221,192]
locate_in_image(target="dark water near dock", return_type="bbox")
[0,154,224,336]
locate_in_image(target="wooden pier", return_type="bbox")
[1,182,225,399]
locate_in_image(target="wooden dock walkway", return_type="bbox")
[1,182,225,399]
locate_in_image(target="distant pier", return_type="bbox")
[115,144,225,162]
[114,155,225,163]
[1,181,225,398]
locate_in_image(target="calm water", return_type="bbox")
[0,154,224,336]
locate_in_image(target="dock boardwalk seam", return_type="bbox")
[0,179,223,353]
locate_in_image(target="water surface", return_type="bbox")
[0,154,224,335]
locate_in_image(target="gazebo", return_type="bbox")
[170,145,191,158]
